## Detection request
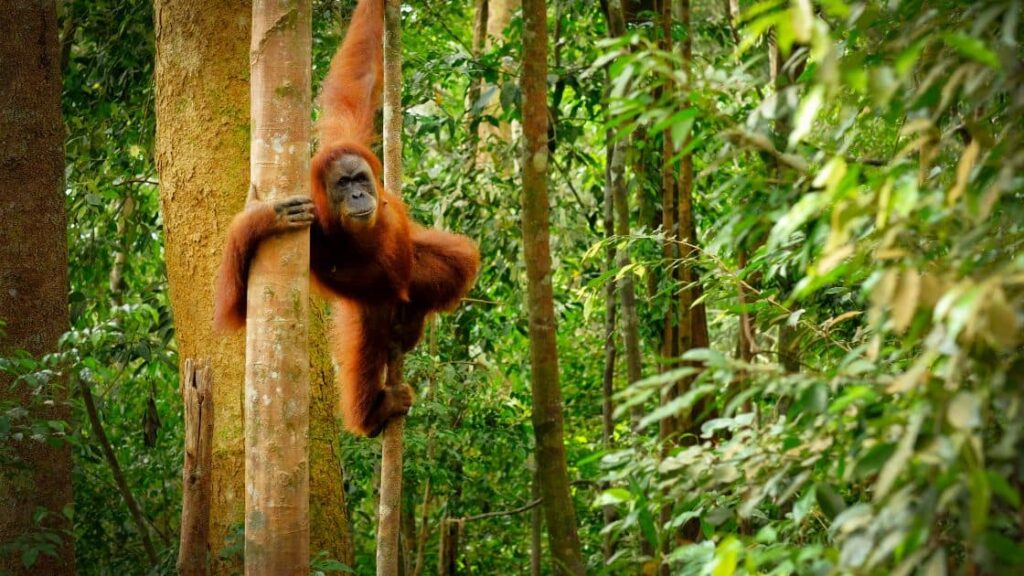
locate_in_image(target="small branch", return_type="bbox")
[114,177,159,187]
[78,372,159,566]
[455,498,543,523]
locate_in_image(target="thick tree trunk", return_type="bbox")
[0,2,76,573]
[308,303,354,565]
[154,2,252,570]
[243,1,313,573]
[155,2,350,571]
[520,2,586,574]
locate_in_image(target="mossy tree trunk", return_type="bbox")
[0,2,76,573]
[155,1,351,571]
[520,1,586,574]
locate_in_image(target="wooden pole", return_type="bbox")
[377,1,405,574]
[244,1,312,574]
[178,359,213,576]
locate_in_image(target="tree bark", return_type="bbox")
[178,359,214,576]
[154,2,251,570]
[601,131,619,562]
[156,1,351,571]
[606,0,645,433]
[308,302,354,565]
[377,2,406,575]
[0,2,76,573]
[520,2,586,574]
[466,0,489,164]
[530,463,543,576]
[611,138,645,424]
[477,0,521,166]
[242,0,313,573]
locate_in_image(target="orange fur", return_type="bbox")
[213,203,278,332]
[214,0,480,437]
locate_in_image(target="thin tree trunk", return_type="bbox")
[672,0,711,439]
[659,0,679,405]
[658,3,678,571]
[0,4,76,573]
[606,0,645,431]
[521,1,586,573]
[79,374,158,565]
[244,1,312,573]
[601,126,619,562]
[466,0,489,165]
[769,36,802,374]
[178,359,214,576]
[410,477,432,576]
[378,2,406,574]
[611,139,645,425]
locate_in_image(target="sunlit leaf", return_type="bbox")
[788,85,824,148]
[947,391,981,430]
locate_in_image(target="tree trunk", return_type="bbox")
[243,1,313,573]
[308,302,355,565]
[378,2,406,574]
[658,3,678,571]
[179,360,214,576]
[520,2,586,574]
[611,138,645,424]
[658,0,678,441]
[156,1,351,571]
[601,129,619,562]
[530,462,543,576]
[477,0,521,166]
[154,2,252,569]
[606,0,645,433]
[0,2,76,573]
[466,0,489,164]
[674,0,708,431]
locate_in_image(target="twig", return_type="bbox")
[456,498,543,523]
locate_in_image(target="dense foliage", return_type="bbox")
[1,0,1020,574]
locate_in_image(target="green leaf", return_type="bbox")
[943,32,1002,69]
[712,537,741,576]
[875,409,924,500]
[788,85,824,148]
[596,488,633,506]
[987,470,1021,508]
[22,548,39,569]
[815,482,846,520]
[854,442,896,480]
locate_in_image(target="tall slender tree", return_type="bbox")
[242,0,312,572]
[0,2,76,573]
[520,1,585,574]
